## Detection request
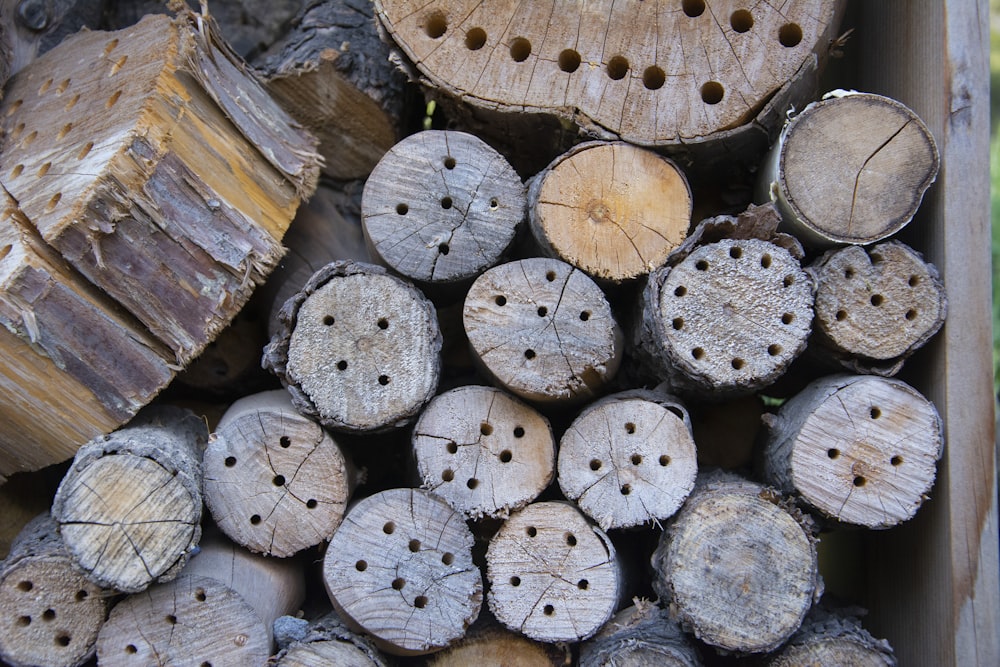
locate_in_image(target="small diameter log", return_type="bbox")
[757,90,939,247]
[463,258,623,404]
[809,240,947,375]
[764,605,897,666]
[486,500,623,643]
[557,389,698,530]
[51,406,207,593]
[650,474,821,654]
[639,237,813,396]
[323,487,483,656]
[203,389,355,558]
[0,513,110,667]
[412,385,555,519]
[528,141,691,283]
[274,611,390,667]
[578,600,703,667]
[263,261,442,433]
[762,373,944,528]
[362,130,526,288]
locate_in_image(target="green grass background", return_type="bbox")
[991,1,1000,394]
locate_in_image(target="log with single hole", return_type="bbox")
[463,257,623,404]
[95,527,305,665]
[650,473,821,654]
[0,513,110,667]
[577,600,703,667]
[757,90,939,247]
[412,384,555,519]
[263,260,442,433]
[527,141,691,283]
[50,406,207,593]
[809,240,947,375]
[272,610,390,667]
[557,389,698,530]
[323,487,483,656]
[203,389,355,558]
[763,604,897,666]
[761,373,944,528]
[362,130,526,291]
[485,500,624,644]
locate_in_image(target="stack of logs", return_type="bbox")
[0,1,950,666]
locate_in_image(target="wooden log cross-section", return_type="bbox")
[764,604,897,666]
[578,601,703,667]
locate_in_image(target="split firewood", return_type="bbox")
[762,373,944,529]
[764,604,897,666]
[323,487,482,655]
[650,473,821,654]
[203,389,355,558]
[557,389,698,530]
[0,513,110,667]
[758,90,939,247]
[527,141,691,283]
[426,618,572,667]
[637,234,814,396]
[372,0,846,167]
[263,260,442,433]
[273,610,390,667]
[486,500,623,643]
[463,257,623,404]
[51,406,207,593]
[254,0,409,180]
[362,130,527,291]
[412,385,555,519]
[809,240,947,375]
[577,600,703,667]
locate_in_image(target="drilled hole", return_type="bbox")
[489,197,499,209]
[16,615,30,626]
[438,243,450,255]
[835,310,847,321]
[383,521,395,534]
[625,422,636,434]
[760,254,772,268]
[631,454,642,465]
[6,99,22,115]
[378,374,390,385]
[533,306,547,318]
[590,459,602,471]
[465,27,486,50]
[891,455,904,466]
[224,456,236,468]
[425,12,447,38]
[683,0,706,17]
[768,344,783,356]
[478,422,493,437]
[607,55,629,80]
[440,196,453,210]
[106,90,122,108]
[392,578,405,590]
[125,644,137,654]
[17,581,33,592]
[853,476,866,487]
[10,164,23,178]
[659,455,671,466]
[444,156,456,170]
[908,275,920,287]
[273,475,285,487]
[510,576,521,586]
[870,407,882,419]
[731,9,754,32]
[447,441,458,454]
[510,37,532,62]
[643,65,665,90]
[9,122,24,140]
[524,349,536,360]
[731,358,745,370]
[442,552,454,565]
[578,579,589,590]
[870,294,885,306]
[566,533,577,546]
[195,589,206,602]
[306,499,318,509]
[544,604,555,616]
[56,635,71,647]
[513,426,525,438]
[526,526,537,537]
[66,93,80,110]
[337,360,348,371]
[672,317,684,330]
[39,78,53,95]
[250,515,261,525]
[37,162,51,177]
[906,309,917,320]
[442,469,454,482]
[779,23,803,47]
[166,614,177,625]
[781,313,795,325]
[280,436,291,448]
[559,49,581,73]
[695,259,709,271]
[620,484,631,495]
[783,275,795,287]
[545,270,557,282]
[396,203,408,215]
[691,347,705,360]
[415,595,429,608]
[75,590,89,602]
[729,246,743,259]
[21,130,37,147]
[827,448,840,459]
[466,478,479,489]
[103,38,119,55]
[57,123,72,140]
[844,267,855,279]
[579,310,591,321]
[701,81,724,104]
[495,295,507,306]
[356,560,368,571]
[56,79,70,94]
[499,449,513,463]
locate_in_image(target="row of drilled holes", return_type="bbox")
[838,266,922,322]
[825,406,903,488]
[222,434,320,523]
[13,580,86,649]
[321,315,393,386]
[440,422,524,487]
[516,528,588,603]
[352,524,455,609]
[123,588,211,662]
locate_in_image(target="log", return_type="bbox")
[361,130,527,291]
[0,513,110,667]
[650,473,821,654]
[203,389,355,558]
[809,240,947,375]
[263,260,442,433]
[412,384,555,519]
[761,373,944,529]
[577,600,703,667]
[253,0,410,180]
[557,389,698,530]
[51,406,207,593]
[486,500,623,643]
[273,610,390,667]
[637,235,814,396]
[757,90,939,247]
[426,619,571,667]
[764,604,897,666]
[527,141,691,283]
[322,487,483,655]
[463,257,624,404]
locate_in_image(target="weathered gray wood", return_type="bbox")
[650,473,821,654]
[486,500,623,643]
[323,487,482,656]
[557,389,698,530]
[0,513,110,667]
[757,90,939,247]
[527,141,691,283]
[273,610,390,667]
[412,384,555,520]
[578,600,703,667]
[765,604,897,666]
[362,130,526,289]
[762,373,944,529]
[203,389,355,557]
[463,257,623,404]
[51,406,207,593]
[809,240,947,375]
[263,260,442,433]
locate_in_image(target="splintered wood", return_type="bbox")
[0,11,319,480]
